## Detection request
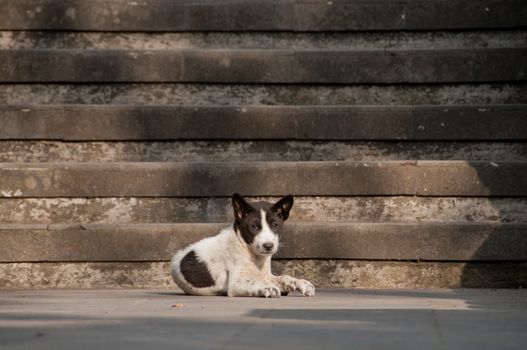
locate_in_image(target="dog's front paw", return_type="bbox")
[259,285,281,298]
[278,276,315,297]
[296,279,315,297]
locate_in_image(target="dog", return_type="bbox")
[171,193,315,297]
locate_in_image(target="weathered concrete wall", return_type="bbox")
[1,84,525,105]
[1,0,525,290]
[1,141,527,163]
[1,197,525,224]
[273,260,527,289]
[2,222,527,262]
[1,260,525,289]
[2,48,525,83]
[2,31,526,50]
[2,105,526,140]
[2,0,525,31]
[1,161,526,197]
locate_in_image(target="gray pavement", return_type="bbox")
[1,289,526,350]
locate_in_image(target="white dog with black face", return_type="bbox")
[171,194,315,297]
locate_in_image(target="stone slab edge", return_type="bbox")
[1,49,525,83]
[1,222,527,261]
[1,105,526,141]
[1,260,525,289]
[1,161,526,197]
[0,0,525,31]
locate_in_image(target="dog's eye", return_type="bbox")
[271,222,279,230]
[251,223,260,231]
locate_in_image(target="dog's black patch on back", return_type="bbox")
[180,250,215,288]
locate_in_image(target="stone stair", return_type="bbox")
[0,0,526,289]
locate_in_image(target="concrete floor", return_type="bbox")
[1,289,526,350]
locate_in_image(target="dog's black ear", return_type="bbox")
[232,193,253,222]
[271,195,294,221]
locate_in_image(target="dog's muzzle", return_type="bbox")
[261,242,275,254]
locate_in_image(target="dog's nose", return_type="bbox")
[263,243,274,251]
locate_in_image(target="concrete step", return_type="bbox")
[1,0,525,31]
[0,0,524,292]
[2,83,525,106]
[3,260,525,289]
[2,105,526,141]
[2,30,526,50]
[2,48,525,83]
[1,222,527,262]
[2,141,527,162]
[1,197,526,225]
[1,161,526,197]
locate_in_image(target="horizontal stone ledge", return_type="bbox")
[2,141,527,163]
[1,260,526,289]
[2,31,526,51]
[2,84,525,106]
[1,197,526,225]
[1,105,527,141]
[273,260,527,289]
[0,0,525,31]
[1,161,526,197]
[1,222,526,262]
[1,48,525,83]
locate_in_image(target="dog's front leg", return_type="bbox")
[228,282,281,298]
[273,275,315,297]
[227,273,281,298]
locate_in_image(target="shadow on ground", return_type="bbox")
[1,289,526,350]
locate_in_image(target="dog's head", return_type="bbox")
[232,193,294,257]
